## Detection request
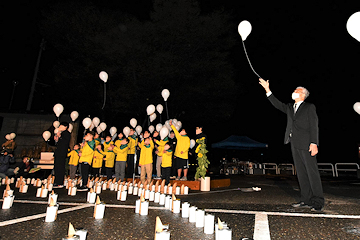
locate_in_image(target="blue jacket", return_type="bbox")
[0,154,15,173]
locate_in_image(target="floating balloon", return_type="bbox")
[42,131,51,141]
[10,133,16,140]
[148,125,155,134]
[110,126,117,137]
[53,121,60,129]
[68,123,73,133]
[156,123,163,132]
[70,111,79,122]
[172,119,178,126]
[82,117,92,129]
[161,89,170,101]
[99,122,107,131]
[99,71,108,83]
[147,104,156,116]
[135,125,142,135]
[53,103,64,118]
[5,134,11,140]
[347,12,360,42]
[354,102,360,115]
[89,122,95,131]
[190,139,195,149]
[160,126,169,140]
[150,113,157,122]
[96,126,103,134]
[123,126,130,138]
[156,104,163,114]
[238,20,252,41]
[164,120,171,130]
[176,121,182,130]
[92,117,100,127]
[54,128,59,134]
[130,118,137,128]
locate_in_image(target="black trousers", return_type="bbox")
[291,144,324,208]
[54,156,66,185]
[126,154,134,178]
[162,167,171,185]
[80,162,90,187]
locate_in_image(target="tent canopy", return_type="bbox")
[211,135,268,150]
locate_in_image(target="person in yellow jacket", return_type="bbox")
[161,143,173,185]
[98,145,116,180]
[112,138,129,181]
[126,129,137,178]
[138,137,154,184]
[154,132,168,179]
[94,133,102,147]
[92,145,105,177]
[67,144,80,179]
[78,131,95,190]
[170,120,190,181]
[114,133,124,148]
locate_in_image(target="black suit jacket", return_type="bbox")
[268,94,319,150]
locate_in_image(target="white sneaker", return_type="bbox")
[180,176,187,181]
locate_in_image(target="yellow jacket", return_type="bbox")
[113,144,129,162]
[171,125,190,159]
[67,150,80,166]
[127,135,137,154]
[103,141,114,152]
[79,140,95,165]
[95,138,101,147]
[139,140,154,165]
[161,149,173,168]
[103,151,115,168]
[155,138,168,157]
[92,150,104,168]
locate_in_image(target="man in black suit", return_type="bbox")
[259,78,324,212]
[53,122,71,188]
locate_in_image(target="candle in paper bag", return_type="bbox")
[70,187,77,196]
[120,190,127,201]
[110,183,115,191]
[172,199,181,213]
[87,189,96,204]
[133,186,138,195]
[27,178,31,184]
[151,185,156,192]
[66,179,71,189]
[167,186,172,195]
[195,209,205,228]
[45,198,58,222]
[62,223,80,240]
[215,218,230,240]
[204,214,215,234]
[20,184,29,193]
[149,191,155,201]
[49,192,58,205]
[164,195,171,209]
[75,229,88,240]
[2,191,14,209]
[135,199,141,213]
[184,186,189,195]
[175,187,180,195]
[154,192,160,203]
[3,185,13,198]
[37,179,42,187]
[160,180,165,194]
[36,186,44,197]
[48,182,53,192]
[216,227,232,239]
[154,216,170,240]
[140,200,149,215]
[145,189,150,199]
[10,177,14,183]
[95,183,102,194]
[102,182,107,191]
[128,185,133,195]
[189,206,197,222]
[94,196,105,219]
[181,202,190,218]
[137,188,143,197]
[159,193,166,205]
[15,177,21,188]
[41,188,49,198]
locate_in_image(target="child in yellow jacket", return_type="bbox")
[113,138,129,181]
[99,145,116,180]
[92,145,105,177]
[161,143,173,185]
[67,144,80,179]
[138,137,154,184]
[78,131,95,190]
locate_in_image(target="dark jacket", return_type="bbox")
[0,154,15,173]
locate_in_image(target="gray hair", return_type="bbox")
[296,86,310,99]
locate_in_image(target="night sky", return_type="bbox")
[2,1,360,164]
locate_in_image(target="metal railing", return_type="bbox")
[334,163,359,177]
[317,163,335,177]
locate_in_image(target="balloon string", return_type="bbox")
[241,40,262,79]
[101,83,106,110]
[165,101,169,120]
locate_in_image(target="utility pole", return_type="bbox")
[27,38,46,112]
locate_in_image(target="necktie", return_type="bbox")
[293,103,297,114]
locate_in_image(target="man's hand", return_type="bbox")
[309,144,318,156]
[259,78,270,93]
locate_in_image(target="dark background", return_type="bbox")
[1,1,360,165]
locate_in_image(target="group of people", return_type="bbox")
[53,120,207,191]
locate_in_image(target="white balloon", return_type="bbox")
[99,122,107,131]
[130,118,137,128]
[92,117,100,127]
[150,113,157,122]
[354,102,360,115]
[156,123,163,132]
[96,126,103,134]
[123,126,130,138]
[53,120,60,129]
[147,104,156,116]
[156,104,163,114]
[110,126,117,137]
[70,111,79,122]
[135,125,142,135]
[165,120,171,130]
[89,122,95,131]
[99,71,108,83]
[176,121,182,130]
[5,134,11,140]
[10,133,16,140]
[190,139,195,149]
[238,20,252,41]
[53,103,64,118]
[347,12,360,42]
[172,119,177,125]
[82,117,92,129]
[160,126,169,140]
[148,125,155,133]
[161,89,170,101]
[68,123,73,133]
[54,128,59,134]
[42,131,51,141]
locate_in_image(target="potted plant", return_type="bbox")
[194,137,210,191]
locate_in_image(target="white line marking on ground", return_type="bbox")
[253,213,271,240]
[0,204,90,227]
[186,188,241,195]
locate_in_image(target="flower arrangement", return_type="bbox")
[194,137,209,180]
